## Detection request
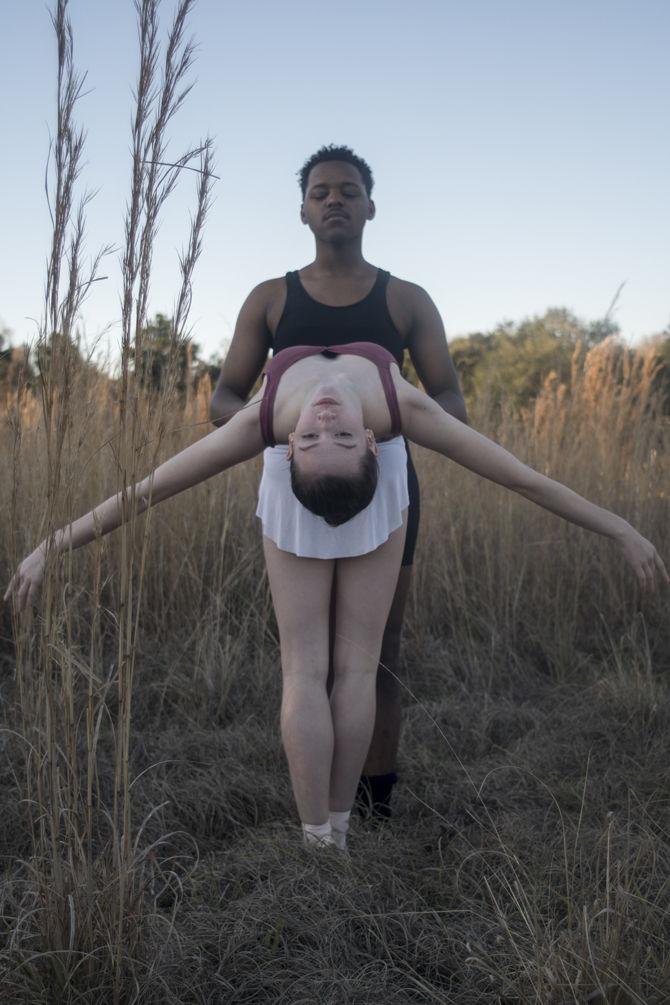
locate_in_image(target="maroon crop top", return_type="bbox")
[259,341,402,448]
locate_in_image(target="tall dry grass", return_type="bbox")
[1,2,669,1001]
[1,1,216,1000]
[414,340,669,677]
[1,337,668,1003]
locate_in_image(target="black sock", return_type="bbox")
[355,772,398,822]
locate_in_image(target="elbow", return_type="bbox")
[136,491,151,515]
[209,388,239,427]
[209,394,224,427]
[455,397,469,425]
[134,477,153,514]
[511,465,542,498]
[432,388,469,425]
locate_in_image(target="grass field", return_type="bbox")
[1,337,669,1004]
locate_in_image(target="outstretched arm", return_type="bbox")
[4,400,266,611]
[400,383,669,592]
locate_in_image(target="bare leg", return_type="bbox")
[262,537,334,825]
[326,570,337,696]
[362,566,412,775]
[329,514,407,812]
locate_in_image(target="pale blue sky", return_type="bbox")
[1,0,668,368]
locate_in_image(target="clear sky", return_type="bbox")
[1,0,668,368]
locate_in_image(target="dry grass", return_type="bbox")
[1,339,669,1004]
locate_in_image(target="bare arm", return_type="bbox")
[404,283,468,424]
[400,384,669,591]
[4,402,265,611]
[209,280,276,426]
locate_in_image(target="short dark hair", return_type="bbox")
[298,144,374,198]
[290,450,378,526]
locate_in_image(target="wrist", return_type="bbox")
[610,516,632,543]
[29,541,48,564]
[37,534,62,557]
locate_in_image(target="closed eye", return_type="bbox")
[297,431,358,452]
[300,432,353,439]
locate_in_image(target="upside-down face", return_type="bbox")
[287,374,377,478]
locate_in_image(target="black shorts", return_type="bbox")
[402,440,420,567]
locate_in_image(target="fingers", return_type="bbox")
[637,564,650,592]
[17,577,30,614]
[654,550,670,587]
[644,561,655,593]
[2,575,16,603]
[3,553,48,615]
[4,570,34,615]
[638,549,670,594]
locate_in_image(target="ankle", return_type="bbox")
[329,809,351,832]
[302,819,333,847]
[329,809,351,851]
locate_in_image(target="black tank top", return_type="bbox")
[273,269,405,367]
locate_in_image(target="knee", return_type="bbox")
[282,655,329,689]
[332,648,379,682]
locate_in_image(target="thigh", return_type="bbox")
[333,513,408,673]
[263,536,335,674]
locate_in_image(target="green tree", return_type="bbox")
[0,323,11,383]
[0,323,37,393]
[137,313,202,394]
[450,308,621,409]
[449,332,495,398]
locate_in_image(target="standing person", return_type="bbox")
[209,144,468,824]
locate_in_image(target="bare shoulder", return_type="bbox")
[244,276,285,312]
[243,377,267,411]
[391,365,437,420]
[247,275,285,297]
[387,275,432,309]
[386,275,435,339]
[226,382,265,433]
[255,276,288,332]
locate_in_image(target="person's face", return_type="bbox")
[300,161,375,241]
[287,375,378,477]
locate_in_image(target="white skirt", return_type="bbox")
[256,436,409,559]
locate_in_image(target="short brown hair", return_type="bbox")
[290,450,378,526]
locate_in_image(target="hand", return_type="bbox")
[3,544,47,614]
[617,526,669,593]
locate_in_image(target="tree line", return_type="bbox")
[2,308,669,412]
[404,307,670,412]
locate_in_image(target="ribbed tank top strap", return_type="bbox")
[328,341,402,438]
[284,269,304,304]
[260,344,322,446]
[369,269,390,302]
